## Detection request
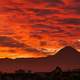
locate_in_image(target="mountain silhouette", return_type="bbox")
[48,46,80,59]
[47,46,80,70]
[0,46,80,72]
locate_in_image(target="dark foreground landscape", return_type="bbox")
[0,46,80,72]
[0,67,80,80]
[0,46,80,80]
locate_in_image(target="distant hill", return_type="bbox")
[0,46,80,73]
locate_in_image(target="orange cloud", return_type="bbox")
[0,0,79,58]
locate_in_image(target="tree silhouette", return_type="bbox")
[0,67,79,80]
[15,69,26,74]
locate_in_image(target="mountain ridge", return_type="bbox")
[0,46,80,72]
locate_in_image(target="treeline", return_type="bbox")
[0,67,80,80]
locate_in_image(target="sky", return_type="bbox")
[0,0,80,59]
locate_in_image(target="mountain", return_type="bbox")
[48,46,80,60]
[46,46,80,70]
[0,46,80,72]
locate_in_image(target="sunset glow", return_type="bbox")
[0,0,80,58]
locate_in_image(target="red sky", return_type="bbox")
[0,0,80,58]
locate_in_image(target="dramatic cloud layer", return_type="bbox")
[0,0,80,58]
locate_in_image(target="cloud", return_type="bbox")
[0,36,26,48]
[29,19,46,23]
[41,0,62,2]
[30,30,49,36]
[0,0,80,58]
[58,40,68,46]
[32,24,53,29]
[0,5,26,15]
[64,32,77,36]
[40,41,48,46]
[0,36,50,55]
[23,46,51,55]
[73,41,80,49]
[29,8,60,16]
[64,0,80,14]
[8,50,17,53]
[59,18,80,25]
[30,34,42,39]
[51,28,65,33]
[33,0,63,3]
[46,0,64,7]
